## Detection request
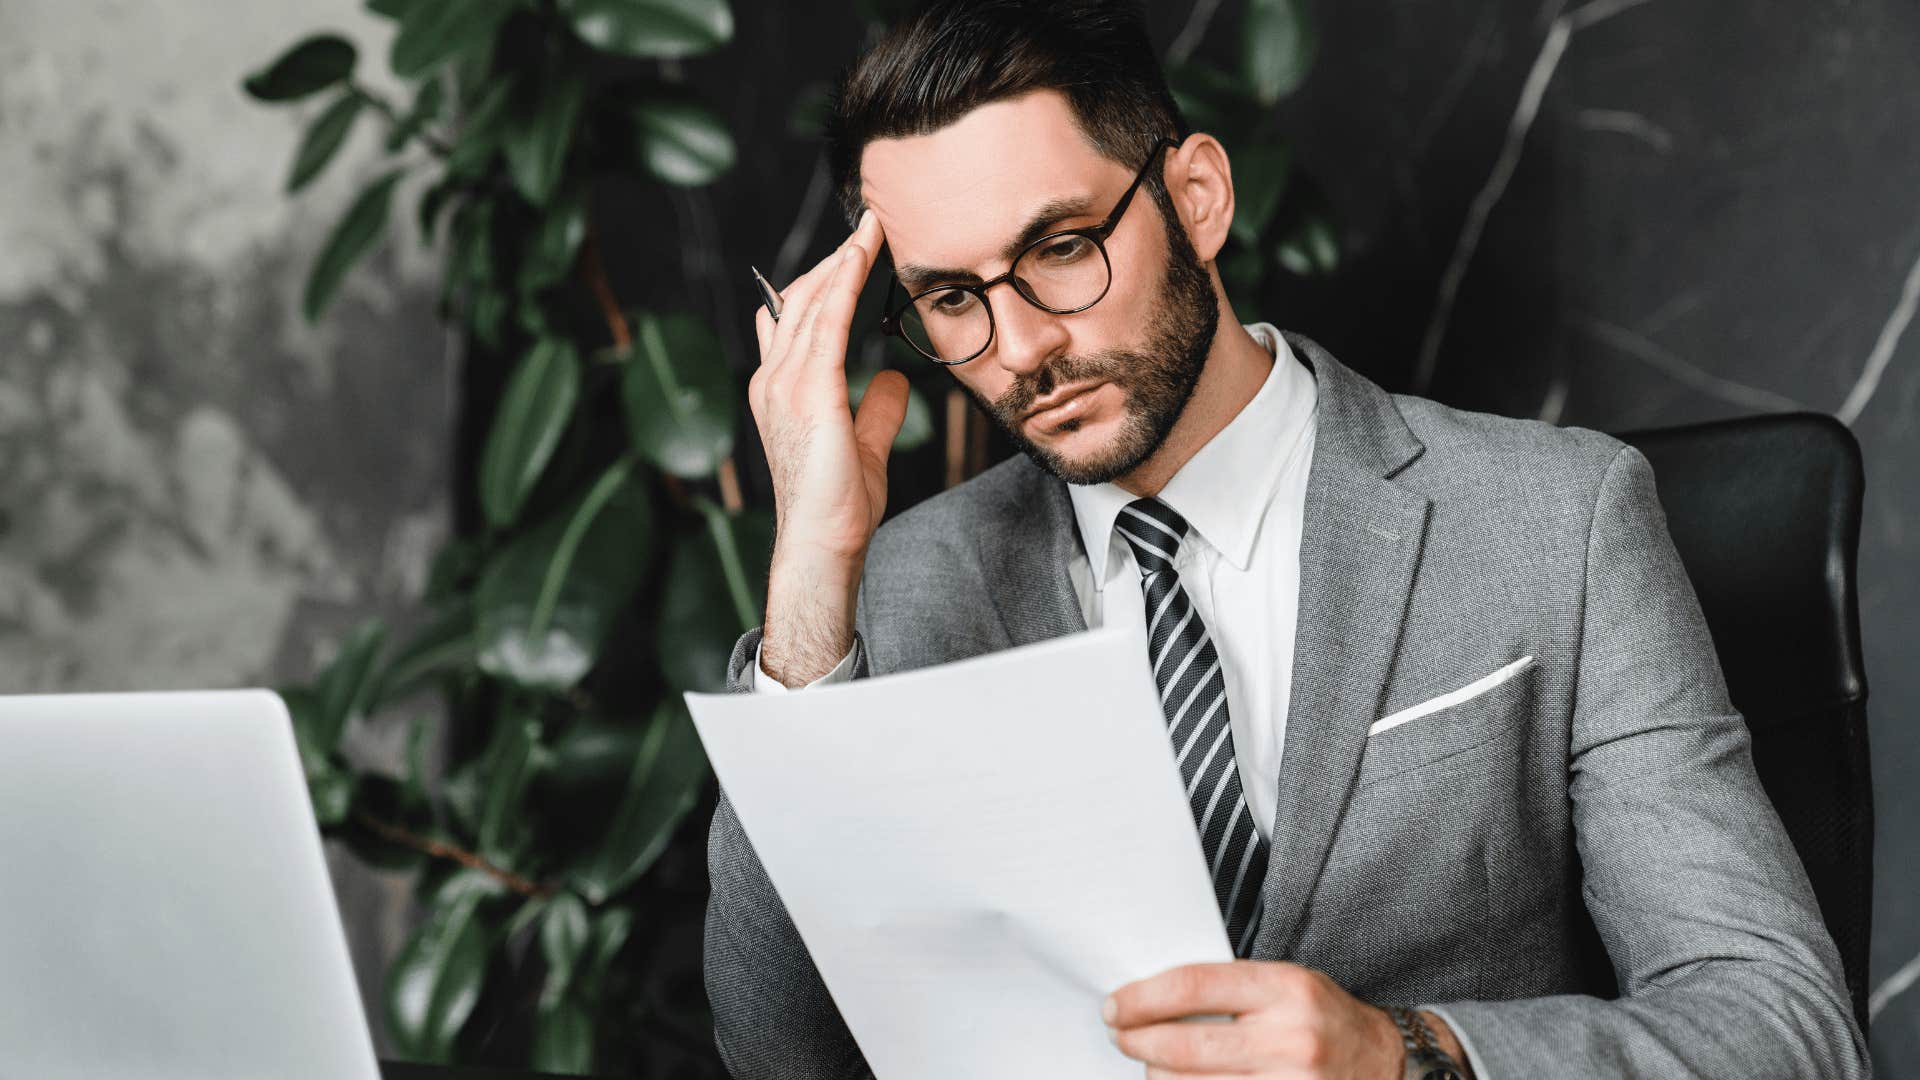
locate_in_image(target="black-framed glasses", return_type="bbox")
[879,136,1179,365]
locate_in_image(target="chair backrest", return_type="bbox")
[1613,411,1873,1030]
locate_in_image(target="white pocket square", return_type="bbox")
[1367,654,1537,737]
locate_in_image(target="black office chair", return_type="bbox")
[1611,411,1873,1032]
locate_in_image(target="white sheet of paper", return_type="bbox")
[686,622,1234,1080]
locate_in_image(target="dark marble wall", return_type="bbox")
[1255,0,1918,1072]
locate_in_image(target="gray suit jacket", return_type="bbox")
[704,331,1869,1079]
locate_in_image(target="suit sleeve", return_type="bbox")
[704,609,878,1078]
[1421,444,1869,1078]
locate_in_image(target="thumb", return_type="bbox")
[852,369,912,463]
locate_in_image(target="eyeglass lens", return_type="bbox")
[895,232,1112,363]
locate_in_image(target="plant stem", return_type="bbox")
[697,496,758,634]
[579,214,745,514]
[578,225,632,350]
[349,83,453,158]
[353,810,555,898]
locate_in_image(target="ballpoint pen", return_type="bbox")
[749,265,784,321]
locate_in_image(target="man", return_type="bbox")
[706,1,1870,1077]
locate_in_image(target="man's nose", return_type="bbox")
[987,286,1072,377]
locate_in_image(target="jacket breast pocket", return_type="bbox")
[1355,655,1537,790]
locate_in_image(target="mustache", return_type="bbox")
[994,350,1144,417]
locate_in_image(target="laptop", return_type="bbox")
[0,689,382,1079]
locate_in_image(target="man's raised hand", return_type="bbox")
[749,209,910,687]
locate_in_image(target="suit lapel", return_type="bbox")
[981,456,1088,648]
[1252,333,1430,958]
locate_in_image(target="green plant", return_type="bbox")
[243,0,1328,1074]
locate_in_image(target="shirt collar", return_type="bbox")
[1067,321,1318,588]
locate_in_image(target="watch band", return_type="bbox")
[1386,1005,1467,1080]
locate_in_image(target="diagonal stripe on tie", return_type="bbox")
[1117,495,1269,957]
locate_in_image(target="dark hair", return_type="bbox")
[823,0,1189,229]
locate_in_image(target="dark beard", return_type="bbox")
[959,212,1220,486]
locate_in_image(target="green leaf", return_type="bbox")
[444,80,513,179]
[502,75,586,205]
[1271,174,1341,277]
[657,506,773,693]
[1241,0,1317,107]
[366,0,417,19]
[243,35,358,102]
[576,900,635,999]
[385,870,497,1063]
[441,758,487,837]
[480,338,581,528]
[280,686,323,773]
[390,0,516,79]
[287,91,366,193]
[1164,62,1258,140]
[335,774,430,872]
[1274,213,1339,276]
[475,457,653,690]
[386,75,446,152]
[617,310,737,478]
[1227,143,1293,247]
[477,708,541,864]
[371,599,476,709]
[308,763,359,828]
[444,198,495,297]
[532,997,594,1074]
[403,715,434,811]
[630,96,736,186]
[307,618,388,765]
[417,179,459,245]
[568,700,708,904]
[518,188,587,293]
[545,722,646,793]
[849,369,933,452]
[469,289,509,352]
[304,168,405,322]
[562,0,734,59]
[539,893,592,997]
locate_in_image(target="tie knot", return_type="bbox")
[1117,496,1190,577]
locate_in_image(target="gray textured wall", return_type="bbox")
[0,0,450,1050]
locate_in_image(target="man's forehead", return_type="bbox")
[860,92,1115,274]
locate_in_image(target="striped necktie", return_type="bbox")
[1116,496,1268,957]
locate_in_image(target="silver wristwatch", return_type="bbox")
[1386,1005,1467,1080]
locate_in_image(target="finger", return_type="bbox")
[1105,963,1278,1029]
[1112,1017,1254,1073]
[754,305,774,360]
[852,369,910,464]
[784,255,848,365]
[801,245,875,372]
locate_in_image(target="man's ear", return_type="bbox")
[1164,134,1235,263]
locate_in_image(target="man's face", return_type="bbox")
[860,89,1219,486]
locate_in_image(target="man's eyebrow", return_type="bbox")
[894,193,1099,292]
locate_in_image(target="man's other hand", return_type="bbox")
[1103,960,1457,1078]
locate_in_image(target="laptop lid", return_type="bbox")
[0,689,382,1080]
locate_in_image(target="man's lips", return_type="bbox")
[1023,381,1105,429]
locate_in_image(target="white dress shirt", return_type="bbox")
[753,322,1318,844]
